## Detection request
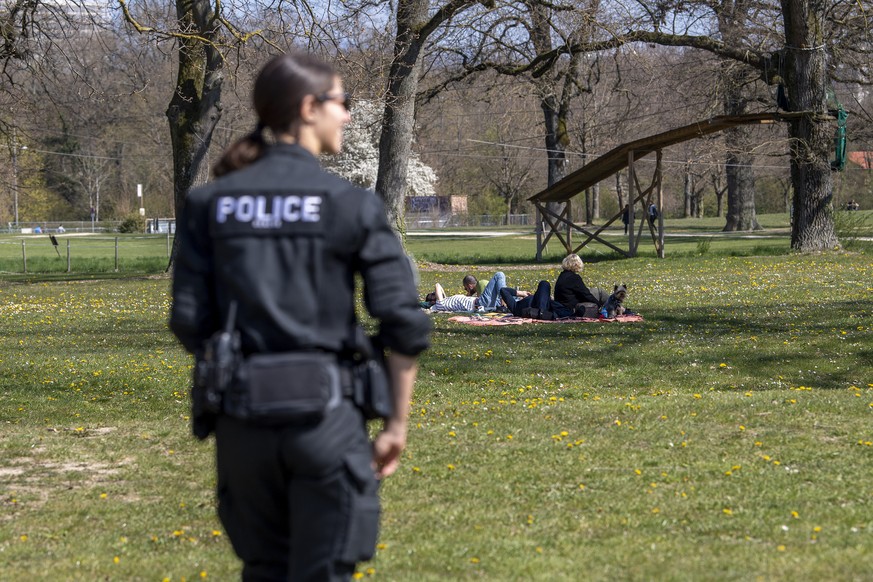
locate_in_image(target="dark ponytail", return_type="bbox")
[212,54,336,177]
[212,124,266,178]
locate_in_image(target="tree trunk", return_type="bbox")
[167,0,223,226]
[541,93,568,218]
[375,0,429,236]
[712,173,727,218]
[584,188,592,226]
[528,2,568,217]
[683,166,693,218]
[722,116,760,230]
[592,182,600,220]
[717,1,760,231]
[615,171,625,210]
[780,0,838,250]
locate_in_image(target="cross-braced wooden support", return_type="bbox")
[533,150,665,259]
[528,113,802,262]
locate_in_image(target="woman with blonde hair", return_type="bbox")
[553,253,605,317]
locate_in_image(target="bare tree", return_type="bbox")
[375,0,488,234]
[422,0,869,250]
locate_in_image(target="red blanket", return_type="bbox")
[446,314,644,326]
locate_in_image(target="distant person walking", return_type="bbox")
[647,203,658,226]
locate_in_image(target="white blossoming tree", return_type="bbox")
[323,99,437,198]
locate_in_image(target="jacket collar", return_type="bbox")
[264,142,321,165]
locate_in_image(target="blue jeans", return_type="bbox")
[478,272,506,311]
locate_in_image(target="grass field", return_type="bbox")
[0,229,871,580]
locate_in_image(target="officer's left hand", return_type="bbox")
[372,422,407,479]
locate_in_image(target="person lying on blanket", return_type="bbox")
[499,280,568,319]
[426,273,530,313]
[461,271,514,312]
[426,272,526,312]
[426,283,478,312]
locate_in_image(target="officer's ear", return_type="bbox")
[300,94,319,124]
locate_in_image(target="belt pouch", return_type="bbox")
[237,352,341,422]
[354,359,393,420]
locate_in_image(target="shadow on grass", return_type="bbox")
[427,298,872,390]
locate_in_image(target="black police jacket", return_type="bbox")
[169,143,431,358]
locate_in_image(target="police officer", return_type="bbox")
[169,53,431,581]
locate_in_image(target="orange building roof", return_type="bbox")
[847,151,873,170]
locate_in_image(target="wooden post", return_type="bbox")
[21,240,26,273]
[627,150,636,257]
[114,237,119,272]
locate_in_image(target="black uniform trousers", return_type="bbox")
[215,400,379,581]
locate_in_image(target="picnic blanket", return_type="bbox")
[447,314,644,326]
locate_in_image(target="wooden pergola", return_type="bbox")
[530,112,798,260]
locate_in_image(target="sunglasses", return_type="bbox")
[315,91,352,112]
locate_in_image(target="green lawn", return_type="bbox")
[0,233,172,279]
[0,238,871,580]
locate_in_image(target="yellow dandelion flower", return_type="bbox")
[470,557,480,564]
[353,573,364,580]
[200,571,207,579]
[113,556,120,564]
[722,508,733,516]
[20,534,28,542]
[777,545,786,552]
[791,511,799,519]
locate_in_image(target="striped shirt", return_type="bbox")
[431,294,477,312]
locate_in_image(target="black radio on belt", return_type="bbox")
[344,326,393,421]
[191,302,242,438]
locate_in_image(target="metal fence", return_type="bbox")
[406,214,532,228]
[0,233,174,274]
[3,221,124,234]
